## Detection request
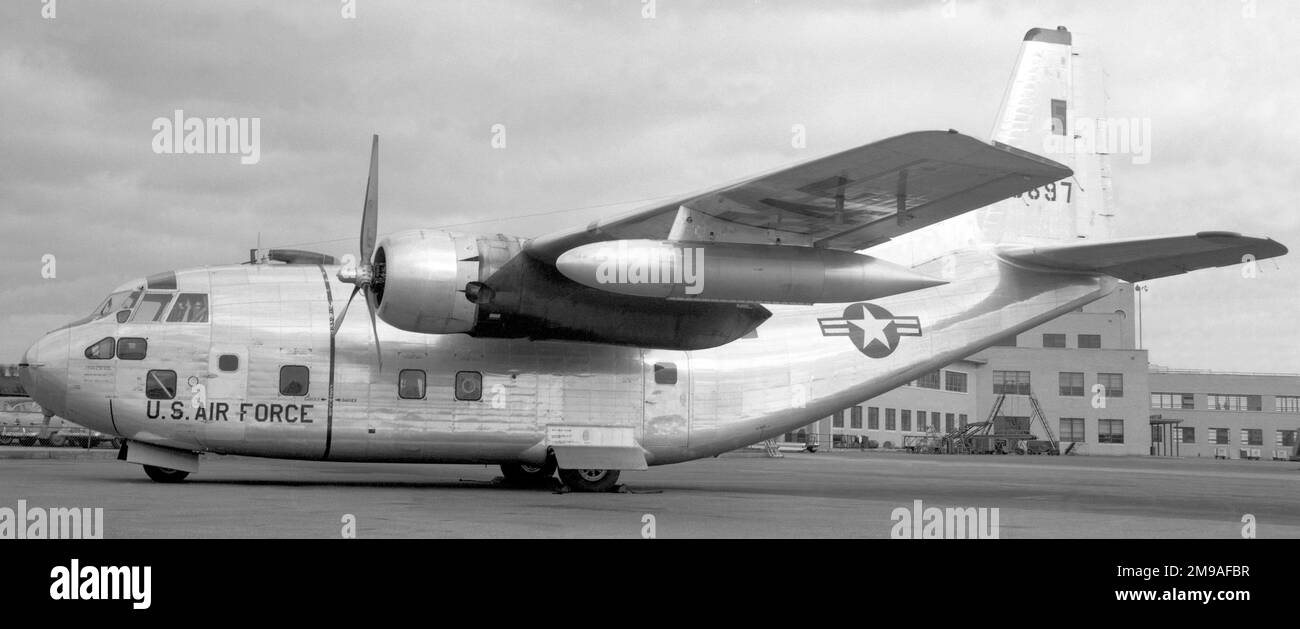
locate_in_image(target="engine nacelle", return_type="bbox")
[373,230,480,334]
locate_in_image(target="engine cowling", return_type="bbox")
[372,230,480,334]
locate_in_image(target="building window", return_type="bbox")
[218,354,240,372]
[1276,396,1300,413]
[993,370,1031,395]
[116,338,148,361]
[1097,373,1124,398]
[653,362,677,385]
[944,371,968,393]
[398,369,426,400]
[1210,428,1229,445]
[84,337,115,360]
[868,407,879,430]
[1280,430,1297,447]
[1098,419,1124,444]
[1151,392,1193,409]
[901,409,912,432]
[1043,333,1066,348]
[145,370,177,400]
[991,335,1017,347]
[1175,427,1195,443]
[279,365,310,396]
[1208,394,1261,411]
[851,406,863,429]
[833,411,844,428]
[1078,334,1101,349]
[916,371,940,389]
[885,408,896,431]
[1059,418,1084,441]
[455,371,483,401]
[1059,372,1084,397]
[959,413,968,427]
[1242,429,1263,446]
[944,413,955,432]
[166,293,209,323]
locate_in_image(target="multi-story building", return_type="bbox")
[1148,369,1300,460]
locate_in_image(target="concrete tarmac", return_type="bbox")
[1,447,1297,538]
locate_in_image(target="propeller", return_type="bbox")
[334,135,384,371]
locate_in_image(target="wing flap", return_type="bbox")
[999,232,1288,281]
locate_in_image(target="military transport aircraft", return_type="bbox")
[18,27,1287,491]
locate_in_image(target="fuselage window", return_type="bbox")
[399,369,426,400]
[117,338,147,360]
[279,365,310,396]
[167,293,209,323]
[218,355,239,372]
[146,370,177,400]
[654,362,677,385]
[132,293,175,323]
[85,337,115,360]
[455,371,482,401]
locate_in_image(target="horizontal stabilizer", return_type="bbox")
[999,232,1288,282]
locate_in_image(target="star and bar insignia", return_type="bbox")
[818,302,922,359]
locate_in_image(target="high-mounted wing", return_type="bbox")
[527,130,1071,261]
[999,232,1289,282]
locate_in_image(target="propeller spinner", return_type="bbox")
[334,135,385,370]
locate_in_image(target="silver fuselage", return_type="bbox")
[20,245,1112,467]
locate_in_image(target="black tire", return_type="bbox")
[110,439,124,450]
[0,437,13,446]
[557,468,621,493]
[143,465,190,483]
[500,460,557,487]
[18,437,37,447]
[47,434,67,448]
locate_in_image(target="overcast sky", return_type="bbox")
[1,0,1297,372]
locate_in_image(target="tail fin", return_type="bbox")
[978,26,1114,244]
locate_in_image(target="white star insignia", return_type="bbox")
[847,314,892,350]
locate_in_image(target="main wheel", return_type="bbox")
[500,459,557,487]
[47,434,67,447]
[18,437,36,447]
[557,468,620,493]
[143,465,190,483]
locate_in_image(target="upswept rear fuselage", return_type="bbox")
[27,245,1112,467]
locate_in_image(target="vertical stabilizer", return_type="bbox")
[980,26,1114,244]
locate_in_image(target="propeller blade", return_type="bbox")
[365,286,383,371]
[360,134,379,264]
[333,285,361,336]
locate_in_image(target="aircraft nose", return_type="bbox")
[19,329,70,416]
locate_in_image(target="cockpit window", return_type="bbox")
[166,294,209,323]
[132,293,175,323]
[93,289,142,321]
[85,337,115,360]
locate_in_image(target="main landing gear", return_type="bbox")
[500,457,621,492]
